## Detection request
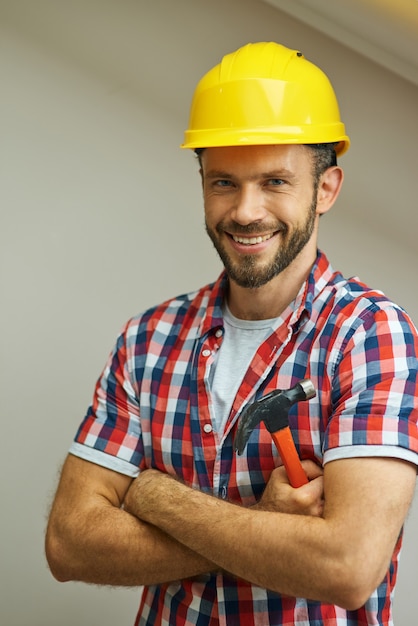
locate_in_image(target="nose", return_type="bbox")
[232,184,267,225]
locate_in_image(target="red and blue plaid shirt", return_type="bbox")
[71,251,418,626]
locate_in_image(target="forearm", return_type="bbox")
[125,471,332,599]
[46,497,217,586]
[45,455,217,587]
[127,462,416,610]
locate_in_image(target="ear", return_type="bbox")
[315,166,344,216]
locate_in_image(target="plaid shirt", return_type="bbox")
[71,250,418,626]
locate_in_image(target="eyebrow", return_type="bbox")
[204,169,296,181]
[204,170,233,179]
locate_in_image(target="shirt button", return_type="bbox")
[202,349,211,357]
[203,423,213,434]
[215,329,223,338]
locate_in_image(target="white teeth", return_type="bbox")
[232,233,273,245]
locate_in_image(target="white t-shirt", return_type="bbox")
[209,305,282,433]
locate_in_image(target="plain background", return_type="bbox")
[1,1,417,624]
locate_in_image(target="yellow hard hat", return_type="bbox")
[182,42,350,155]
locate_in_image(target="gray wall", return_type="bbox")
[1,0,417,624]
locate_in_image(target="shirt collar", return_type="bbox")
[198,250,335,336]
[198,272,228,337]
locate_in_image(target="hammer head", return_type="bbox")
[234,379,316,455]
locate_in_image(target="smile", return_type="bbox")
[232,233,275,245]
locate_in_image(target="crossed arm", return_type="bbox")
[45,452,416,610]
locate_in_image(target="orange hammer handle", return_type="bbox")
[271,427,308,488]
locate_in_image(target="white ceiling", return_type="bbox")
[263,0,418,85]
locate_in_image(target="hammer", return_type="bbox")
[234,379,316,487]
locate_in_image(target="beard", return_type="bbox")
[205,196,317,289]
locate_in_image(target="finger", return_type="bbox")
[269,465,292,484]
[305,476,324,500]
[300,459,323,481]
[294,476,324,516]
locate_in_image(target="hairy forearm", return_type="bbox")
[46,497,217,586]
[127,464,415,610]
[126,471,333,600]
[45,456,218,587]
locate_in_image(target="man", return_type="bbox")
[45,42,418,625]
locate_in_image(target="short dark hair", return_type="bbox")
[305,143,338,185]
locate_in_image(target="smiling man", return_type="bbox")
[45,43,418,626]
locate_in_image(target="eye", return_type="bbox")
[267,178,285,186]
[210,179,235,193]
[214,179,233,187]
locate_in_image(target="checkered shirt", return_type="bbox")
[71,250,418,626]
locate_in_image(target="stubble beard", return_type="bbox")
[205,197,317,289]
